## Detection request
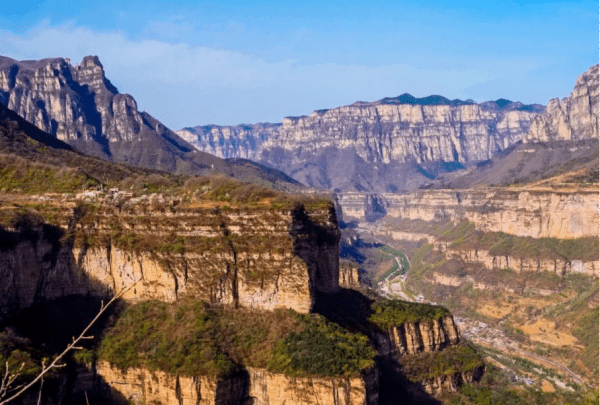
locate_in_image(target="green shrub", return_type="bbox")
[99,300,375,378]
[400,341,483,381]
[369,299,451,329]
[267,314,375,377]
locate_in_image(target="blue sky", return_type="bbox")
[0,1,596,128]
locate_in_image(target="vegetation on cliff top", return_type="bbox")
[99,300,375,378]
[399,341,483,381]
[369,299,451,329]
[446,363,599,405]
[435,220,599,262]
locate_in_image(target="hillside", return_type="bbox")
[431,64,599,188]
[0,55,299,190]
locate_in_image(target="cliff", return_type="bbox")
[0,200,340,318]
[0,55,298,187]
[526,65,599,143]
[338,188,599,239]
[388,315,460,356]
[177,96,542,192]
[97,362,376,405]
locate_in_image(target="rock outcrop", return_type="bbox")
[420,368,485,396]
[338,188,599,239]
[389,315,460,355]
[526,65,599,143]
[0,55,298,186]
[97,362,377,405]
[0,202,340,319]
[178,96,543,192]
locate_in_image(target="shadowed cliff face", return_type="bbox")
[176,95,543,192]
[0,202,341,319]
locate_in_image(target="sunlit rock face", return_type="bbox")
[337,189,599,239]
[0,55,222,175]
[0,56,138,144]
[0,203,340,319]
[526,64,599,143]
[178,95,543,191]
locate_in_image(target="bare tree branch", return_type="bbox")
[0,281,139,405]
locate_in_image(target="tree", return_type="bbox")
[0,282,138,405]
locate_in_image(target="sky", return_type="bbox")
[0,0,597,128]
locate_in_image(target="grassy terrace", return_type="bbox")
[99,300,376,378]
[445,363,599,405]
[369,299,451,329]
[392,218,599,263]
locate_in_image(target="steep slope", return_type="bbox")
[0,55,299,189]
[434,64,599,188]
[525,64,599,142]
[0,100,158,184]
[177,95,543,192]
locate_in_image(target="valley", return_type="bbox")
[0,50,596,405]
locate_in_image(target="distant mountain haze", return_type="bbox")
[0,54,300,189]
[176,93,546,192]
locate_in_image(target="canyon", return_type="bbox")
[176,96,543,192]
[0,48,597,404]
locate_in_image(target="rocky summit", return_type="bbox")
[525,64,599,143]
[177,94,544,192]
[0,55,299,188]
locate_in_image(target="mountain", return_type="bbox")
[433,64,599,188]
[0,100,154,182]
[0,55,300,189]
[525,64,599,142]
[177,94,544,192]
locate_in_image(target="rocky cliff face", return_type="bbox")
[388,315,460,356]
[97,362,377,405]
[0,202,340,318]
[526,65,599,143]
[178,96,542,192]
[0,55,298,186]
[338,188,599,239]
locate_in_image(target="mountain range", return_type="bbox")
[0,55,299,189]
[176,65,597,192]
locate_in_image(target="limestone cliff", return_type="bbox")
[0,202,340,318]
[388,315,460,356]
[526,65,599,143]
[0,55,298,186]
[178,96,542,192]
[97,362,377,405]
[338,188,599,239]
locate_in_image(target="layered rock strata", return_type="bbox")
[177,96,542,191]
[388,315,461,355]
[0,55,297,185]
[420,368,485,396]
[97,362,377,405]
[526,65,599,143]
[0,203,340,318]
[338,188,599,239]
[379,231,598,277]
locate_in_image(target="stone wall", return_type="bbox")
[388,315,461,356]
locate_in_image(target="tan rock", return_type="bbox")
[389,315,460,355]
[338,189,599,239]
[96,362,375,405]
[526,65,599,143]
